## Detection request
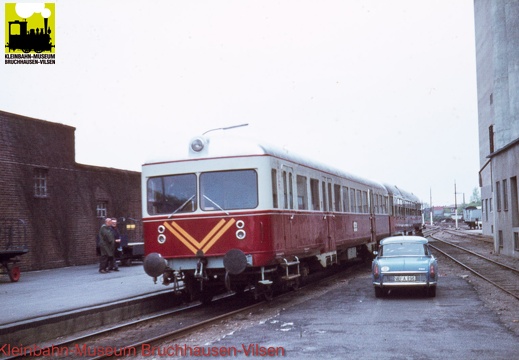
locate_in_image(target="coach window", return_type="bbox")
[327,182,333,212]
[289,173,294,209]
[282,170,294,210]
[282,172,288,209]
[356,190,362,213]
[271,169,278,208]
[362,191,368,213]
[350,188,356,213]
[201,170,258,210]
[322,182,328,211]
[297,175,308,210]
[334,184,341,212]
[310,178,320,210]
[342,186,350,212]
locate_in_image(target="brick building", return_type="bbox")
[0,110,142,271]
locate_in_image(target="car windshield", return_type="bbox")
[380,242,426,256]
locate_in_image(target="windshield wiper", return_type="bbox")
[168,194,195,218]
[203,195,229,215]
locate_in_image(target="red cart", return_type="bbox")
[0,218,28,282]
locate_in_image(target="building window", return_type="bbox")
[489,125,494,153]
[97,202,108,218]
[498,230,503,249]
[503,179,508,211]
[496,181,501,212]
[34,168,48,198]
[514,233,519,252]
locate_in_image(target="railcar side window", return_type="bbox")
[147,174,197,215]
[362,191,368,213]
[271,169,278,208]
[201,170,258,210]
[310,178,320,210]
[334,184,341,212]
[357,190,362,213]
[342,186,350,212]
[297,175,308,210]
[350,188,356,213]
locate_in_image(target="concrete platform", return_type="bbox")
[0,263,175,344]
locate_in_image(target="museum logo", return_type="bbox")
[4,2,55,64]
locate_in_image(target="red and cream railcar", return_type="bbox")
[142,134,421,302]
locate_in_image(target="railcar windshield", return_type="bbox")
[146,169,258,215]
[380,243,426,256]
[147,174,197,215]
[201,170,258,211]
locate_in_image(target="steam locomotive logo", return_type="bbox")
[4,3,55,53]
[163,218,236,254]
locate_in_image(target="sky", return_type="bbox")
[1,0,479,207]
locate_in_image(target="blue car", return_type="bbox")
[372,236,438,298]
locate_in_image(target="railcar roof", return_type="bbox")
[144,134,387,190]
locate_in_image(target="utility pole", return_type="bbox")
[430,188,433,226]
[454,181,459,230]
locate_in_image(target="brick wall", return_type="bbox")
[0,110,142,271]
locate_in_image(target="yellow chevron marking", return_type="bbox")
[199,219,226,248]
[163,222,198,254]
[172,221,201,248]
[163,218,235,255]
[202,218,236,253]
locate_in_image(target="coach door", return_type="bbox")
[369,190,377,243]
[281,166,294,251]
[323,177,336,252]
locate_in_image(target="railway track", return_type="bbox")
[4,291,263,360]
[7,264,353,360]
[428,231,519,301]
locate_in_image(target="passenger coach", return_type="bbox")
[143,134,422,302]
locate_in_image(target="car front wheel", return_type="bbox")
[374,287,384,298]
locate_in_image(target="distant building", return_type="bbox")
[0,110,142,271]
[474,1,519,257]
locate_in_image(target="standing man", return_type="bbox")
[98,217,115,274]
[108,218,121,271]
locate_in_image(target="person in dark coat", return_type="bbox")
[108,218,121,271]
[98,217,115,274]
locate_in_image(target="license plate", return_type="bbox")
[394,276,416,282]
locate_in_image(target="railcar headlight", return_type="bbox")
[190,137,205,152]
[236,229,246,240]
[158,234,166,244]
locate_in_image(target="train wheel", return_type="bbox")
[8,266,21,282]
[199,290,214,305]
[263,285,274,301]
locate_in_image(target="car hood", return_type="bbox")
[376,256,431,272]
